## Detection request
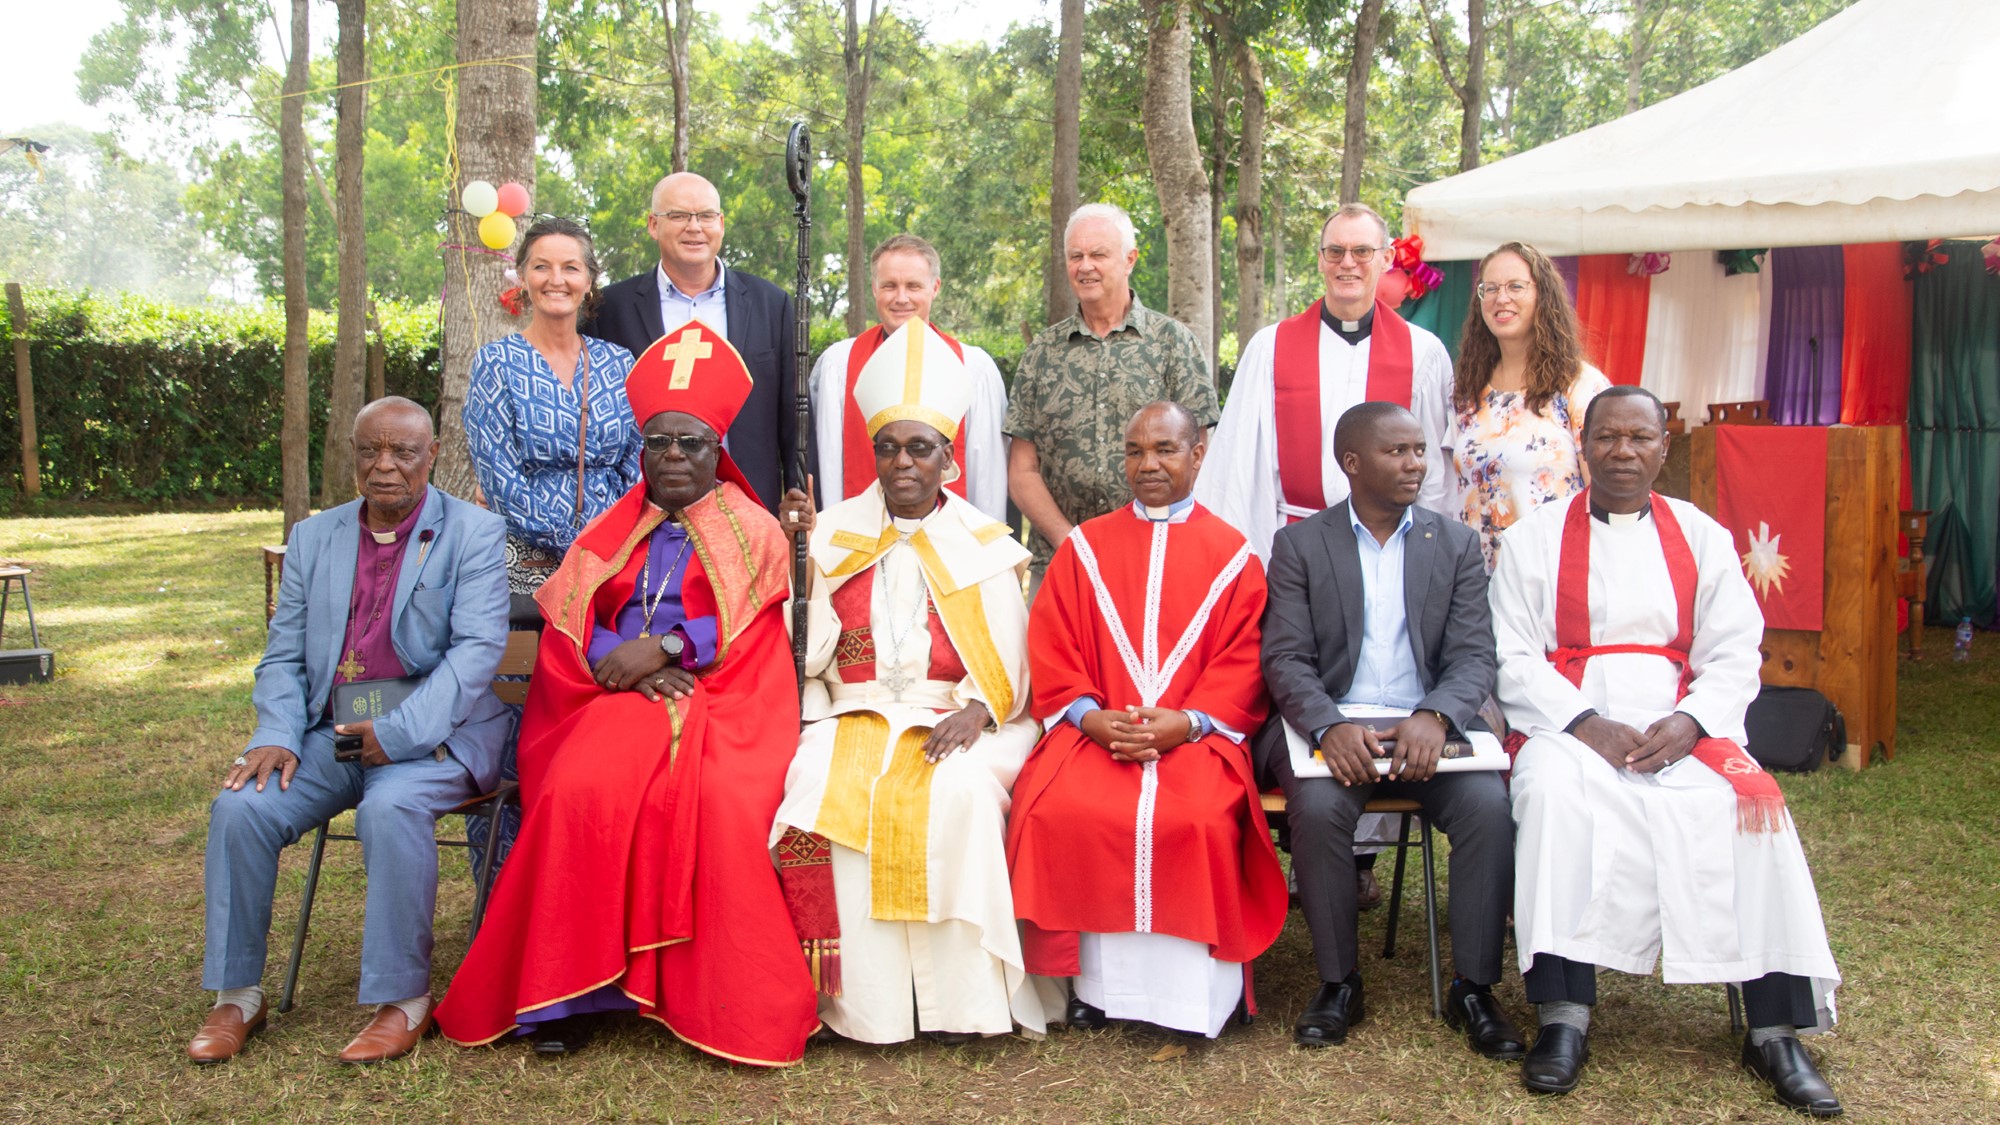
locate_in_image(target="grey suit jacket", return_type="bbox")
[1254,500,1496,781]
[247,487,513,792]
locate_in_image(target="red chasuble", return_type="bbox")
[1272,298,1413,519]
[1004,504,1286,979]
[434,482,818,1067]
[843,324,970,502]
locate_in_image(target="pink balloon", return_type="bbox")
[496,182,531,218]
[1377,268,1411,310]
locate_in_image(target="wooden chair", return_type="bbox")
[261,546,287,627]
[276,628,538,1013]
[1706,400,1773,426]
[1661,400,1687,436]
[1896,510,1932,657]
[1260,792,1444,1020]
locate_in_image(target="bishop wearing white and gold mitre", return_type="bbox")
[771,319,1051,1044]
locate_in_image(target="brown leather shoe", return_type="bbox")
[1357,868,1383,910]
[187,1000,267,1064]
[338,1002,433,1065]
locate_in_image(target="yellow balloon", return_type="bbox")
[478,211,517,250]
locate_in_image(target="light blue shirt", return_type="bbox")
[1339,505,1425,711]
[657,259,728,340]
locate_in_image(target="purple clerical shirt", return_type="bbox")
[583,514,718,669]
[335,491,428,685]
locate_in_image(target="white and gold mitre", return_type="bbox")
[852,318,972,442]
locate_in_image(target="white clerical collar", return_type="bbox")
[1131,495,1195,523]
[369,528,398,545]
[890,514,924,534]
[1590,498,1653,525]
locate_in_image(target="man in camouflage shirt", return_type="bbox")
[1005,203,1218,577]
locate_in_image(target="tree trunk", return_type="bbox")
[1268,174,1286,316]
[1046,0,1083,326]
[1626,0,1652,115]
[437,0,538,499]
[1339,0,1384,205]
[280,0,310,539]
[842,0,882,336]
[1205,20,1226,361]
[662,0,692,172]
[1460,0,1486,171]
[1232,33,1265,356]
[322,0,368,508]
[1141,0,1213,364]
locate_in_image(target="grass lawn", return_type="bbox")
[1,510,1995,1124]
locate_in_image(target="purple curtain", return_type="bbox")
[1554,255,1580,305]
[1764,245,1846,424]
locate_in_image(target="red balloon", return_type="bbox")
[1377,268,1411,310]
[496,181,531,218]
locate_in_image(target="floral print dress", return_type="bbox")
[1447,364,1612,572]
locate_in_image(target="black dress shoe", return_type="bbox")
[1066,996,1109,1030]
[1521,1023,1589,1094]
[1443,980,1526,1060]
[1293,977,1364,1047]
[1742,1034,1843,1117]
[530,1015,595,1056]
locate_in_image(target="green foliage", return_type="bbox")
[0,287,440,505]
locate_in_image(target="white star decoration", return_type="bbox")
[1741,520,1791,598]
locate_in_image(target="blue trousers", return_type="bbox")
[202,723,476,1005]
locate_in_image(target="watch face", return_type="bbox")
[661,633,685,656]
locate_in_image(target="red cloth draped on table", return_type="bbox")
[1715,425,1828,631]
[1271,298,1412,521]
[842,323,970,502]
[1573,254,1652,387]
[1004,505,1287,981]
[434,481,818,1067]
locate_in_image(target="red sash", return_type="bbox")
[1272,299,1413,521]
[842,324,970,501]
[1550,490,1787,833]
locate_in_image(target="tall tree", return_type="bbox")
[1339,0,1384,204]
[280,0,311,536]
[436,0,538,498]
[1232,30,1266,346]
[1203,19,1227,360]
[1415,0,1487,170]
[1267,172,1286,316]
[1047,0,1084,326]
[1141,0,1213,361]
[662,0,693,172]
[842,0,884,334]
[322,0,369,506]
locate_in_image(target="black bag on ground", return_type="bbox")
[1743,686,1843,772]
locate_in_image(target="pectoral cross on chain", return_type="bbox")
[659,328,713,389]
[880,664,913,700]
[336,649,367,681]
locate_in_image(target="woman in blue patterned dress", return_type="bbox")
[465,217,644,594]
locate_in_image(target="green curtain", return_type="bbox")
[1908,242,2000,626]
[1402,259,1476,359]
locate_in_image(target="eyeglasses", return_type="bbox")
[1476,281,1535,301]
[1318,244,1381,263]
[355,443,427,467]
[643,434,717,456]
[651,210,722,227]
[873,439,944,460]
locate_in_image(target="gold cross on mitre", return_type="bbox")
[336,649,367,680]
[658,327,714,390]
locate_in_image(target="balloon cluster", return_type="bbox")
[461,180,531,250]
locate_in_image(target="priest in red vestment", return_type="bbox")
[1005,401,1287,1039]
[434,319,819,1066]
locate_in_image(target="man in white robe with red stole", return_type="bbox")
[1195,202,1452,561]
[1006,401,1287,1039]
[1491,386,1842,1116]
[772,320,1048,1044]
[810,234,1009,521]
[435,320,820,1067]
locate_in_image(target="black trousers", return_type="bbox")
[1523,954,1818,1028]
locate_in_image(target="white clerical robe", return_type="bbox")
[772,486,1048,1042]
[1195,314,1453,563]
[810,334,1011,522]
[1490,495,1839,1030]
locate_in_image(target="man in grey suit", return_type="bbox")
[1255,401,1523,1058]
[188,397,511,1066]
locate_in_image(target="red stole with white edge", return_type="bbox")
[1548,489,1788,834]
[842,324,970,501]
[1273,298,1413,522]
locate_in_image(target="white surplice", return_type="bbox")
[772,486,1048,1042]
[1194,314,1453,563]
[1490,495,1839,1030]
[810,334,1011,522]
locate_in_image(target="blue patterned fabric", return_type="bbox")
[464,333,644,554]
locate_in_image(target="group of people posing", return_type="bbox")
[187,176,1843,1118]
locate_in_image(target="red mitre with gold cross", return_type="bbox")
[628,317,761,503]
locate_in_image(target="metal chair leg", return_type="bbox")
[1419,818,1443,1020]
[279,823,331,1014]
[1727,982,1744,1033]
[1382,812,1412,959]
[17,574,38,648]
[468,787,512,939]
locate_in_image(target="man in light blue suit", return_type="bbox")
[187,397,511,1066]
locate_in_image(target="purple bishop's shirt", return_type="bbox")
[583,514,718,669]
[336,492,429,686]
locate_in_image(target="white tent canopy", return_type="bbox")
[1404,0,2000,260]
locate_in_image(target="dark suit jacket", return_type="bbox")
[585,263,813,513]
[1253,500,1497,784]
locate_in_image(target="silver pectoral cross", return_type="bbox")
[880,664,913,700]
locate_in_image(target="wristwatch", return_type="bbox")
[1420,708,1450,733]
[1183,709,1204,743]
[659,630,687,665]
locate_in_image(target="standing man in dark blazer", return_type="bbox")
[1254,401,1523,1060]
[586,171,810,513]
